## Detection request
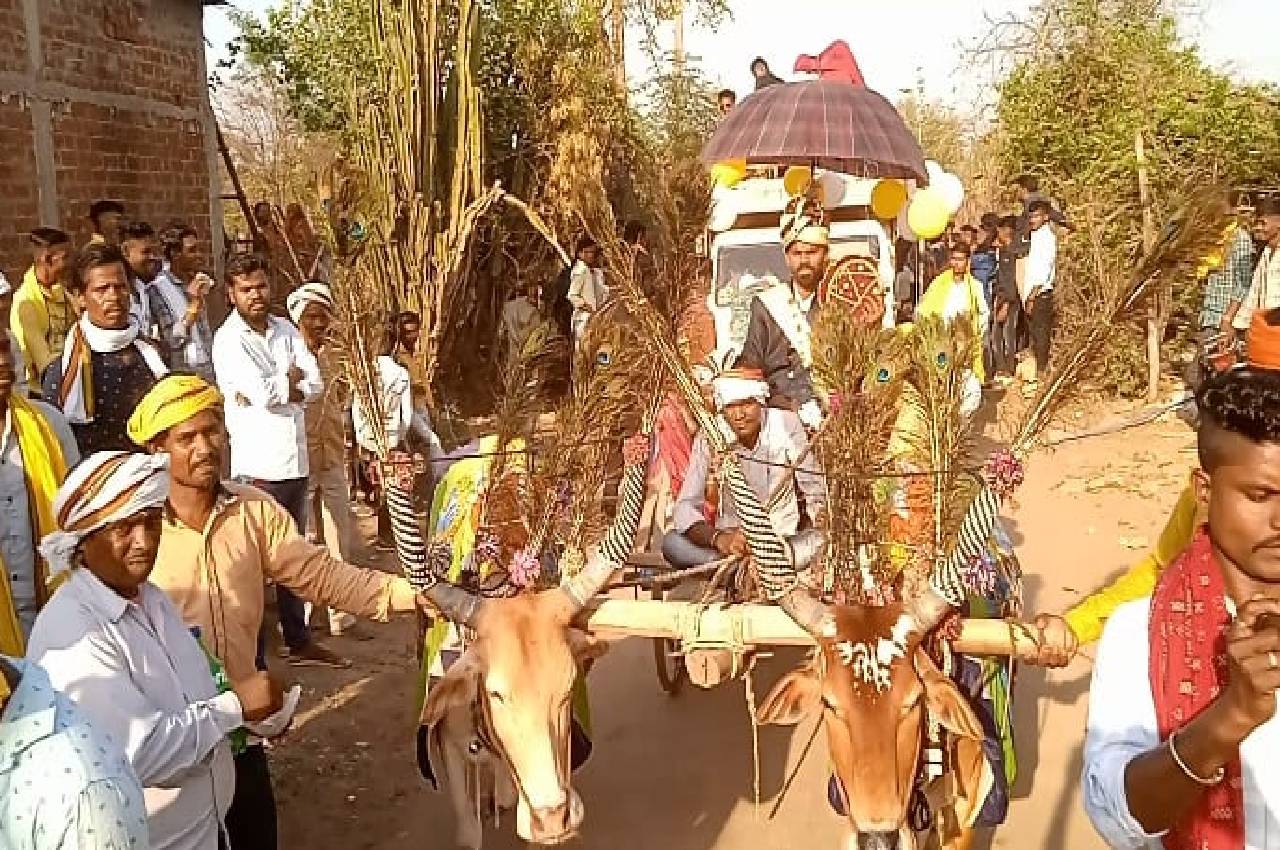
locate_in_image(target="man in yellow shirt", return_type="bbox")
[11,229,76,389]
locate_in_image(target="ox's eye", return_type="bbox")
[487,690,506,704]
[821,695,844,719]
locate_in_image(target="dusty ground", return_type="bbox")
[269,398,1195,850]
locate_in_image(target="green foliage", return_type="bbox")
[994,0,1280,395]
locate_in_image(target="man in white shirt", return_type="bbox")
[1083,367,1280,850]
[567,237,608,346]
[1022,200,1057,384]
[662,368,825,567]
[211,255,341,668]
[501,279,542,358]
[1231,195,1280,339]
[26,451,283,850]
[151,224,215,381]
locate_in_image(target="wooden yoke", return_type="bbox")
[584,599,1045,662]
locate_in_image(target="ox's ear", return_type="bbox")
[913,650,984,742]
[758,668,821,726]
[420,656,481,729]
[913,650,994,829]
[567,628,610,665]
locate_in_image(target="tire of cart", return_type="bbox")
[619,553,687,697]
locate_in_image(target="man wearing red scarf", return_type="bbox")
[1084,366,1280,850]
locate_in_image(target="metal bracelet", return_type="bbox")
[1168,730,1225,786]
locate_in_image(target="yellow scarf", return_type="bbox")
[917,270,986,382]
[0,397,70,655]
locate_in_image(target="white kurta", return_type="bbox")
[26,569,242,850]
[1083,597,1280,849]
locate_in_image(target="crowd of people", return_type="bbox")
[0,200,445,850]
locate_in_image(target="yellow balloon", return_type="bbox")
[870,179,908,220]
[906,188,951,240]
[710,159,746,188]
[783,166,813,197]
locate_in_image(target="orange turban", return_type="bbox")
[1248,311,1280,370]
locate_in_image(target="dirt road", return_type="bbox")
[270,405,1194,850]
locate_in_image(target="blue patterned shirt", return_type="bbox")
[1200,226,1256,329]
[0,658,149,850]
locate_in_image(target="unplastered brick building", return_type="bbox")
[0,0,222,281]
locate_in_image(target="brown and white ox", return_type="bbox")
[761,588,994,850]
[416,556,616,849]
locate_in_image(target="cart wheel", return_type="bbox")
[653,637,685,696]
[651,583,684,696]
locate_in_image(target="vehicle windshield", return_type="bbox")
[714,235,881,307]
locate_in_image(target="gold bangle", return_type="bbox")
[1168,730,1225,786]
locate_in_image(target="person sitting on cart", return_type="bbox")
[661,367,825,568]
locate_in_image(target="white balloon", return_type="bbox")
[936,172,965,214]
[925,159,945,184]
[817,171,846,207]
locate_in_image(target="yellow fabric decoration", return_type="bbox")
[915,270,987,382]
[127,374,225,446]
[0,396,71,655]
[1063,481,1200,643]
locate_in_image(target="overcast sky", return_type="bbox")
[205,0,1280,107]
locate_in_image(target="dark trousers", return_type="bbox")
[990,299,1021,376]
[1026,291,1056,374]
[255,476,311,651]
[227,745,278,850]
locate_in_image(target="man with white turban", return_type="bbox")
[736,195,830,428]
[25,451,286,850]
[289,281,357,636]
[661,367,826,567]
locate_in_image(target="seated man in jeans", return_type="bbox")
[661,367,825,567]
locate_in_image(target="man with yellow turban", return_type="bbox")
[736,194,829,429]
[126,374,425,850]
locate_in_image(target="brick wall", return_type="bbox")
[0,0,221,282]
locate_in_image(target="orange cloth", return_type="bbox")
[1247,310,1280,369]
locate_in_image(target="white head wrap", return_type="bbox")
[712,368,771,410]
[287,281,334,325]
[39,452,171,577]
[0,272,12,297]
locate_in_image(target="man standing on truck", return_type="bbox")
[735,195,827,430]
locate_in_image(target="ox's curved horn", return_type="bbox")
[777,587,836,639]
[383,481,486,627]
[559,439,650,613]
[422,581,486,628]
[776,528,835,638]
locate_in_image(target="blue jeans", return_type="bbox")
[661,530,720,568]
[254,476,311,651]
